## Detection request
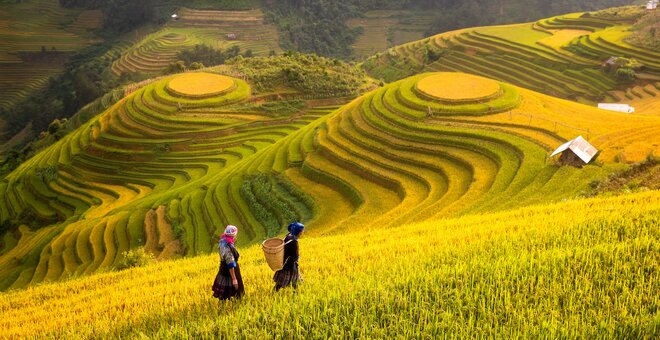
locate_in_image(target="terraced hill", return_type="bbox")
[111,9,281,76]
[1,190,658,338]
[347,10,435,58]
[0,0,103,110]
[1,71,657,290]
[363,6,660,106]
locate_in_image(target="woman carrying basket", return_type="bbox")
[274,222,305,291]
[212,225,245,300]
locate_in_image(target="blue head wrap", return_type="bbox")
[288,221,305,237]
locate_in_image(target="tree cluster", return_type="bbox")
[175,45,253,70]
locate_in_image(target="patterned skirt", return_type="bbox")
[212,265,244,300]
[273,268,302,289]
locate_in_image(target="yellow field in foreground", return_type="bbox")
[1,190,658,338]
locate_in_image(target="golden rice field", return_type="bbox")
[167,72,235,97]
[0,190,658,338]
[431,83,660,163]
[0,73,660,294]
[416,72,501,102]
[1,70,657,293]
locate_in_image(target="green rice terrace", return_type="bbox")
[3,69,656,290]
[111,8,281,76]
[362,6,660,105]
[0,0,103,110]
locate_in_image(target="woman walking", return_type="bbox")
[212,225,245,300]
[273,222,305,291]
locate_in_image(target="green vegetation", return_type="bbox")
[625,9,660,51]
[176,45,251,70]
[225,52,374,95]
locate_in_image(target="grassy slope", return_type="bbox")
[0,190,658,338]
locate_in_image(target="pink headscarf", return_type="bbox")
[220,225,238,245]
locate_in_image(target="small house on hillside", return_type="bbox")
[647,0,658,10]
[171,14,179,20]
[598,103,635,113]
[550,136,598,168]
[602,56,619,70]
[227,33,237,40]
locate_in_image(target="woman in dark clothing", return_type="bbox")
[212,225,245,300]
[273,222,305,291]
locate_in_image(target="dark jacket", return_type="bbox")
[282,234,299,271]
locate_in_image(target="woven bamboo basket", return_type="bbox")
[262,238,285,271]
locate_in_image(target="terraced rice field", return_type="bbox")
[363,9,659,105]
[0,0,102,109]
[0,71,329,289]
[3,71,654,290]
[609,82,660,116]
[347,10,434,58]
[1,189,658,338]
[0,62,64,110]
[111,9,281,76]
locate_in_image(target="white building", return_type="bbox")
[597,103,635,113]
[647,0,658,10]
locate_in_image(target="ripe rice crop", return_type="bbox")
[0,191,657,338]
[166,73,235,98]
[416,72,501,102]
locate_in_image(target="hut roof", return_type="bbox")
[597,103,635,113]
[550,136,598,164]
[604,56,618,65]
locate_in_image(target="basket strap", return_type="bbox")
[281,238,294,267]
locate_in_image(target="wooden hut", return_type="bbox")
[602,56,619,70]
[550,136,598,168]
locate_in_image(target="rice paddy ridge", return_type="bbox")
[111,8,281,76]
[0,190,658,338]
[363,6,658,104]
[0,72,333,289]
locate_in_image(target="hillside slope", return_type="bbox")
[1,190,658,338]
[1,70,657,290]
[111,8,281,76]
[0,0,102,112]
[363,6,660,106]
